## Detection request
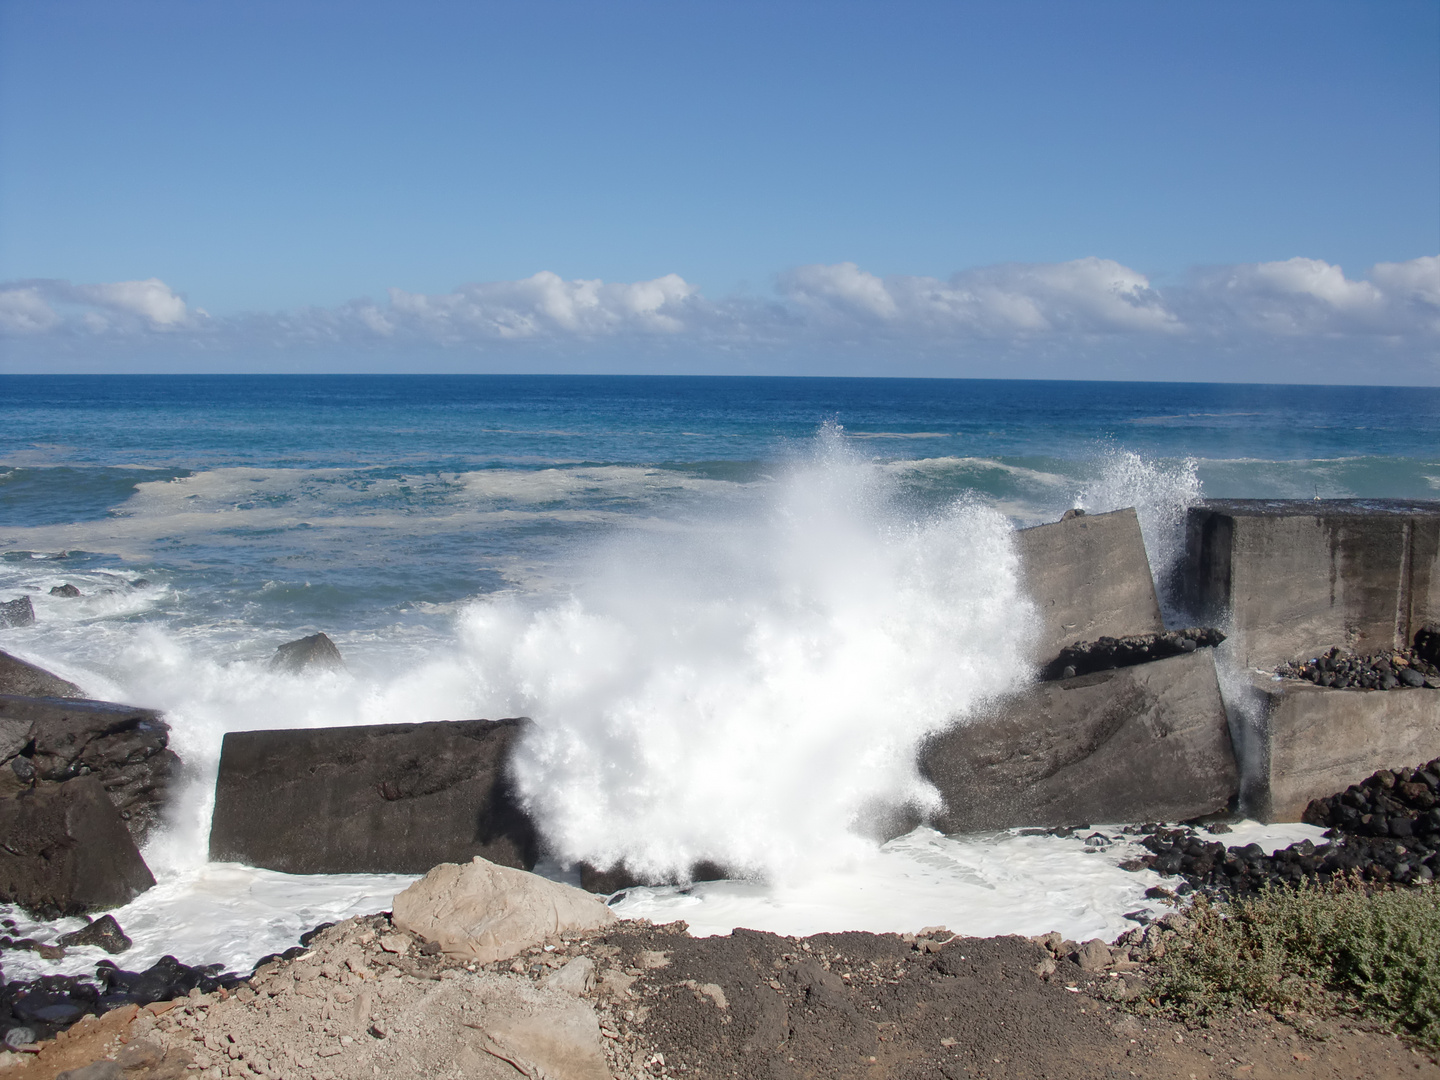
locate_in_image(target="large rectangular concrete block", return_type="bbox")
[1181,500,1440,671]
[920,649,1238,832]
[1247,679,1440,822]
[208,718,538,875]
[1015,508,1165,665]
[0,776,155,916]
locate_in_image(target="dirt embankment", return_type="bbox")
[1,917,1435,1080]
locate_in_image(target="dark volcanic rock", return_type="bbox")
[1273,643,1440,691]
[0,695,178,843]
[0,598,35,629]
[922,649,1238,832]
[56,915,131,955]
[1040,627,1226,681]
[0,776,155,916]
[1413,624,1440,668]
[0,651,85,698]
[208,717,538,874]
[268,632,346,674]
[48,584,81,598]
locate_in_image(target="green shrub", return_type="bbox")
[1142,878,1440,1047]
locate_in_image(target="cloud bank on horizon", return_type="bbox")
[2,254,1437,381]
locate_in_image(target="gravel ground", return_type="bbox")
[0,915,1434,1080]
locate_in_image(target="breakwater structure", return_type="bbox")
[0,501,1437,913]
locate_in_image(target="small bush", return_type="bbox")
[1142,877,1440,1048]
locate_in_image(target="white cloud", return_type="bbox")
[1,257,1435,377]
[383,271,703,341]
[779,257,1179,335]
[0,277,196,334]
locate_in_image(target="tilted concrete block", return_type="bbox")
[0,776,155,916]
[1180,499,1440,671]
[208,718,538,875]
[1246,678,1440,822]
[920,649,1238,832]
[1015,508,1165,665]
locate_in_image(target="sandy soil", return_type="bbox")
[0,915,1434,1080]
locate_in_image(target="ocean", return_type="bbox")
[1,374,1435,980]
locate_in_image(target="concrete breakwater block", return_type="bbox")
[208,718,538,874]
[1180,499,1440,671]
[1246,678,1440,822]
[920,649,1238,832]
[0,775,156,916]
[1015,508,1164,665]
[0,650,85,698]
[0,694,178,843]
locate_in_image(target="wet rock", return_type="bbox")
[0,650,85,698]
[0,776,155,916]
[268,632,346,674]
[0,696,178,843]
[48,585,81,599]
[56,915,131,955]
[1040,627,1225,681]
[0,599,35,629]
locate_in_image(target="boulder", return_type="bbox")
[208,718,538,874]
[0,599,35,629]
[1247,677,1440,821]
[268,632,346,674]
[1015,508,1165,666]
[55,914,132,954]
[391,856,617,963]
[0,651,85,698]
[1179,500,1440,670]
[48,585,80,598]
[0,776,155,916]
[0,696,177,843]
[920,649,1238,832]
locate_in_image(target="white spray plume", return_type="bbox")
[1078,450,1202,617]
[460,424,1037,883]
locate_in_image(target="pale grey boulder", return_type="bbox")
[392,856,617,964]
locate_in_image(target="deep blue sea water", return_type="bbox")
[2,373,1438,668]
[0,375,1428,962]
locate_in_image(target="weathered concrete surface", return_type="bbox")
[920,649,1238,832]
[1246,678,1440,822]
[208,718,538,874]
[0,650,85,698]
[1180,499,1440,671]
[1016,508,1164,665]
[0,695,177,843]
[0,776,156,916]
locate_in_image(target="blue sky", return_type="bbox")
[1,0,1437,380]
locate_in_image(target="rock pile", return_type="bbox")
[0,949,246,1051]
[1041,628,1226,681]
[1273,643,1440,690]
[1117,760,1440,898]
